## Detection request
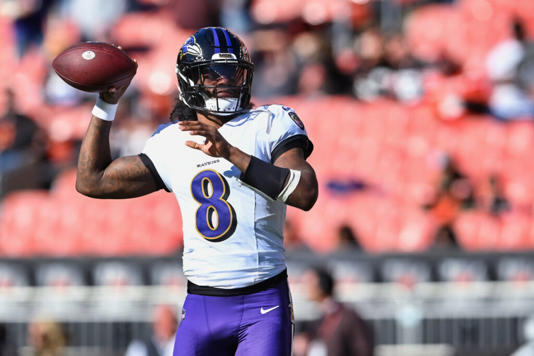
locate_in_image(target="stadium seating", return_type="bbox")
[250,0,352,25]
[2,0,534,256]
[2,94,534,255]
[0,172,182,256]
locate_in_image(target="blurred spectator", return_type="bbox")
[334,224,362,252]
[1,0,55,57]
[27,319,68,356]
[292,28,352,96]
[293,267,374,356]
[42,13,84,106]
[298,62,328,97]
[112,118,155,157]
[128,0,168,12]
[125,305,177,356]
[57,0,127,41]
[483,175,511,216]
[252,28,299,98]
[353,27,427,102]
[424,154,475,249]
[220,0,253,33]
[352,27,386,100]
[431,225,458,250]
[352,27,426,101]
[383,33,424,70]
[382,33,425,101]
[166,0,220,29]
[486,19,534,120]
[0,89,52,198]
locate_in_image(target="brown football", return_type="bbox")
[52,42,137,92]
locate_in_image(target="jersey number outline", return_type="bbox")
[191,170,237,242]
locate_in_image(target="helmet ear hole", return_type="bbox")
[176,27,254,116]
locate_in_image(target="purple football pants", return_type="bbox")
[173,279,293,356]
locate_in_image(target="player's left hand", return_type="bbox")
[179,121,232,158]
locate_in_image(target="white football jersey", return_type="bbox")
[142,104,312,288]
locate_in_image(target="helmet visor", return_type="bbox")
[199,63,248,86]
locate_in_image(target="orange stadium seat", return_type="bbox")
[407,0,519,73]
[111,11,190,96]
[282,97,534,253]
[294,192,356,251]
[0,182,182,256]
[111,11,183,47]
[251,0,351,25]
[0,190,50,256]
[343,196,435,252]
[505,121,534,157]
[499,213,532,250]
[454,211,500,250]
[51,168,81,201]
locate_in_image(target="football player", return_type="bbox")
[76,27,318,356]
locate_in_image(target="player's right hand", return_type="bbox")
[99,46,137,104]
[98,80,132,104]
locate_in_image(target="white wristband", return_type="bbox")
[277,169,301,202]
[92,97,118,121]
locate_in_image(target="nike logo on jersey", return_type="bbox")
[260,305,280,314]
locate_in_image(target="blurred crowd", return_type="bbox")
[1,0,534,254]
[2,3,534,355]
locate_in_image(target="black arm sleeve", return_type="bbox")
[240,156,290,200]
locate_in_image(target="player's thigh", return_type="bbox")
[235,315,293,356]
[174,322,236,356]
[173,294,238,356]
[235,283,294,356]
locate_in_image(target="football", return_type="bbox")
[52,42,137,92]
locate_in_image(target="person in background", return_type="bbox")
[0,89,52,198]
[1,0,55,58]
[125,305,177,356]
[293,267,374,356]
[27,319,67,356]
[486,19,534,120]
[334,224,362,252]
[424,154,475,249]
[485,175,510,215]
